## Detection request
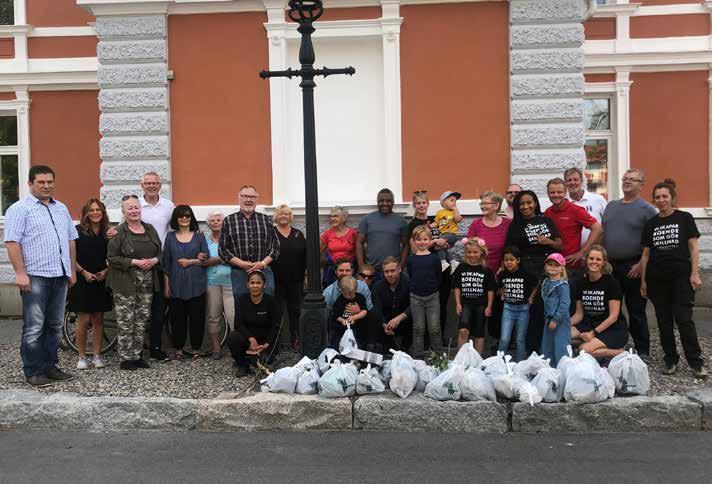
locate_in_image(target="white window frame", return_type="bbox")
[584,93,618,200]
[0,89,30,218]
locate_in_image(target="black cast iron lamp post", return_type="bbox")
[260,0,355,358]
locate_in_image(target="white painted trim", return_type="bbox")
[28,27,97,38]
[593,3,640,18]
[13,0,27,25]
[380,0,402,203]
[0,57,98,75]
[0,91,31,202]
[0,25,31,37]
[708,70,712,208]
[585,81,616,94]
[634,4,709,17]
[613,69,631,201]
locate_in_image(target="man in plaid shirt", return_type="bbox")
[219,185,280,300]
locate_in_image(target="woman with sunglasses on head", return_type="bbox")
[163,205,208,359]
[107,195,162,370]
[71,198,114,370]
[640,179,707,379]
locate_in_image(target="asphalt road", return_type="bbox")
[0,431,710,483]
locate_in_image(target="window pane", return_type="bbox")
[584,140,608,200]
[584,99,610,130]
[0,0,13,26]
[0,116,17,146]
[1,154,18,214]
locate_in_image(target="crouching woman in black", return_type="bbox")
[226,271,283,378]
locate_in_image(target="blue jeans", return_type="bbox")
[411,292,443,357]
[20,276,68,378]
[541,316,571,366]
[231,266,275,300]
[499,302,529,362]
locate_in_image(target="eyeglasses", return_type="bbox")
[121,195,139,201]
[358,272,374,279]
[621,177,643,183]
[177,214,191,220]
[239,194,258,199]
[506,191,521,195]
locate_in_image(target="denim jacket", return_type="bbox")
[541,278,570,325]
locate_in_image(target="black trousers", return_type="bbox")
[226,331,277,368]
[275,279,304,342]
[646,265,703,369]
[439,271,452,338]
[149,270,165,351]
[611,259,650,355]
[382,317,412,354]
[170,294,206,351]
[329,312,379,351]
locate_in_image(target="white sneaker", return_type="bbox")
[92,356,107,369]
[76,357,89,370]
[441,260,450,272]
[450,260,460,274]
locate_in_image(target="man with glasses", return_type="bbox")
[139,172,173,361]
[602,169,657,361]
[564,167,607,246]
[503,183,522,219]
[219,185,280,299]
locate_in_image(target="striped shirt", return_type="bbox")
[218,210,279,264]
[3,195,78,277]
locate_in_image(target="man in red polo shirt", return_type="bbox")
[544,177,602,269]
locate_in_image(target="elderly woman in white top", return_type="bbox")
[204,210,235,359]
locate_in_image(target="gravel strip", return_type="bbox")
[0,326,709,398]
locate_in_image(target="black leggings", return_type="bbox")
[170,294,206,350]
[275,280,303,342]
[646,265,703,369]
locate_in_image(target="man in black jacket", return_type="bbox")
[371,257,411,354]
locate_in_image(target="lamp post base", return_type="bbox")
[299,292,328,358]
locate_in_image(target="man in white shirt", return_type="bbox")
[139,172,173,361]
[564,167,607,246]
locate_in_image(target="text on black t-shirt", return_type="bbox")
[575,273,623,327]
[642,210,700,265]
[453,263,496,305]
[498,268,537,305]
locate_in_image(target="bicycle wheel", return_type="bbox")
[63,303,119,356]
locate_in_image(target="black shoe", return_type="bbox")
[693,367,708,379]
[662,363,678,375]
[150,349,169,362]
[638,353,651,365]
[26,375,52,388]
[46,367,74,382]
[120,361,137,370]
[133,359,150,369]
[235,366,251,378]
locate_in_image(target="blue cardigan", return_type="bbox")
[541,278,570,325]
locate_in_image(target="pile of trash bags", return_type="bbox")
[260,338,651,405]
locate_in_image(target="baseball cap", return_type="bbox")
[545,253,566,266]
[439,191,462,203]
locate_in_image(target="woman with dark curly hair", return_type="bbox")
[71,198,114,370]
[163,205,208,359]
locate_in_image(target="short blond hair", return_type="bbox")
[411,224,432,241]
[339,276,357,294]
[274,204,292,222]
[480,191,504,211]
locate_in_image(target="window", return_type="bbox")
[0,0,13,26]
[584,98,613,200]
[0,115,18,214]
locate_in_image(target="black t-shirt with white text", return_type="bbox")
[453,263,496,306]
[505,215,560,265]
[497,268,538,305]
[575,273,625,331]
[642,210,700,266]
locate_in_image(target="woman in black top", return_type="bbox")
[70,198,113,369]
[226,271,283,377]
[571,245,627,360]
[640,179,706,378]
[505,190,562,356]
[271,204,306,350]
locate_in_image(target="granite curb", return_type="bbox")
[0,389,710,433]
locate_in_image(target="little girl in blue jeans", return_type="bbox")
[540,253,570,366]
[498,246,538,362]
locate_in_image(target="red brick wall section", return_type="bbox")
[585,73,616,83]
[0,39,13,58]
[630,14,710,39]
[27,0,95,27]
[168,13,273,205]
[584,18,616,40]
[630,71,709,207]
[400,2,510,200]
[28,37,97,59]
[0,92,16,100]
[29,91,101,218]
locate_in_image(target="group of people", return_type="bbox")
[4,163,707,388]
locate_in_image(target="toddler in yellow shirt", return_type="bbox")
[430,190,462,272]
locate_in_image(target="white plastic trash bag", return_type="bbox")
[461,368,496,402]
[482,351,508,379]
[295,366,320,395]
[263,366,300,394]
[532,367,563,403]
[414,360,439,393]
[378,360,392,386]
[317,348,339,375]
[339,324,358,355]
[389,350,418,399]
[513,378,543,406]
[563,357,609,404]
[556,346,575,391]
[424,363,465,401]
[356,364,386,395]
[513,352,551,381]
[294,356,319,373]
[452,340,483,369]
[600,367,616,399]
[607,349,650,396]
[318,360,358,398]
[492,356,519,399]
